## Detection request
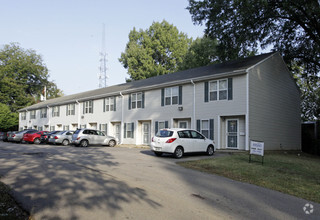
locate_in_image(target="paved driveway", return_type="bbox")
[0,141,319,219]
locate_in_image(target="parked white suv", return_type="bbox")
[151,128,215,158]
[71,129,118,147]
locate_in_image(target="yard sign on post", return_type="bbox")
[249,140,264,165]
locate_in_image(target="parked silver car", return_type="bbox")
[48,130,74,146]
[8,129,38,143]
[71,128,118,147]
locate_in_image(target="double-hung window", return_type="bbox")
[200,120,209,138]
[52,106,60,117]
[132,93,142,109]
[124,122,134,138]
[209,79,227,101]
[129,92,144,110]
[104,97,116,112]
[206,78,232,102]
[83,101,93,114]
[21,112,26,120]
[66,104,75,116]
[40,108,47,118]
[30,110,36,119]
[161,86,182,106]
[197,119,214,140]
[165,86,179,105]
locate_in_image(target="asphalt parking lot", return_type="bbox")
[0,141,319,220]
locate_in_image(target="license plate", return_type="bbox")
[155,147,162,151]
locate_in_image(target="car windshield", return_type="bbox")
[156,130,173,137]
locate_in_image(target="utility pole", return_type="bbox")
[98,23,108,88]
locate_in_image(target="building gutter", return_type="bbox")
[76,100,81,128]
[190,79,196,130]
[119,92,124,144]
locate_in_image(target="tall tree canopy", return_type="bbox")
[119,20,192,81]
[0,43,63,113]
[179,36,218,70]
[188,0,320,120]
[0,103,18,131]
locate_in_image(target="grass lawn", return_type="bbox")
[178,151,320,203]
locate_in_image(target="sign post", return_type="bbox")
[249,140,264,165]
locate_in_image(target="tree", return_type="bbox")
[178,36,218,70]
[0,43,63,112]
[119,20,192,81]
[0,103,18,131]
[187,0,320,119]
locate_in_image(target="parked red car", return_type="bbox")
[23,131,49,144]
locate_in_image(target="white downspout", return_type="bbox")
[191,80,196,129]
[47,105,50,130]
[120,92,124,144]
[76,100,81,129]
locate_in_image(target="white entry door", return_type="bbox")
[226,119,239,149]
[114,123,121,143]
[142,122,150,145]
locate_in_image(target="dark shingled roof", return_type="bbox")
[20,52,276,111]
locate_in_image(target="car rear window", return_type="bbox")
[156,130,173,137]
[74,129,81,134]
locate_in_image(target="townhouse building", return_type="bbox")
[19,52,301,150]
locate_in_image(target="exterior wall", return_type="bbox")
[18,74,249,147]
[248,53,301,150]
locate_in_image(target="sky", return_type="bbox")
[1,0,205,95]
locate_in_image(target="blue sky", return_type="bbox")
[1,0,205,95]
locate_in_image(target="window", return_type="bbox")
[165,86,179,105]
[63,125,69,130]
[52,106,60,117]
[124,123,134,138]
[50,126,55,131]
[104,97,115,112]
[30,110,36,119]
[38,126,43,131]
[131,93,142,109]
[155,121,169,134]
[40,108,47,118]
[100,124,108,134]
[201,120,209,138]
[66,104,75,116]
[21,112,26,120]
[161,86,182,106]
[83,101,93,114]
[209,79,227,101]
[197,119,214,140]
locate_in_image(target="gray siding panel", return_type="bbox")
[248,53,301,150]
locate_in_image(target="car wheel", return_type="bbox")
[62,139,69,146]
[154,152,163,157]
[207,145,214,156]
[174,147,184,159]
[108,140,116,147]
[80,140,89,147]
[34,138,41,145]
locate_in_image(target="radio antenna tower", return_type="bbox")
[98,23,108,88]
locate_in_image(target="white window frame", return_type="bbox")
[105,97,114,111]
[40,108,47,118]
[165,86,178,105]
[67,104,75,116]
[52,106,60,117]
[209,79,228,101]
[30,110,36,119]
[21,112,26,120]
[201,120,209,138]
[126,123,133,138]
[131,92,142,109]
[84,101,93,114]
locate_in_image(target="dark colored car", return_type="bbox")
[41,131,60,144]
[23,131,49,144]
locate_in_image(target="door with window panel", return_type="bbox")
[226,119,238,148]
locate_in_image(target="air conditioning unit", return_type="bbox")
[178,106,183,111]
